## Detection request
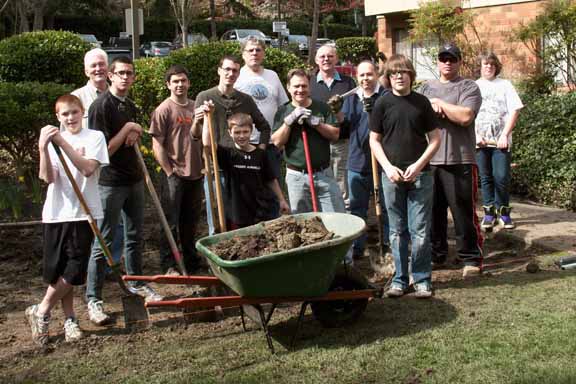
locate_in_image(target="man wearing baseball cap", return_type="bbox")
[418,43,484,278]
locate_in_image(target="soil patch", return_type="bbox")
[208,216,335,261]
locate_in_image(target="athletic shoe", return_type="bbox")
[63,317,84,342]
[129,284,164,303]
[165,267,181,276]
[462,265,482,279]
[498,206,515,229]
[385,284,405,298]
[481,205,497,230]
[414,282,433,299]
[25,304,50,346]
[87,300,111,326]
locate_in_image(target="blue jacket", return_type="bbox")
[341,86,389,173]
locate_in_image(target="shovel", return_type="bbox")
[206,111,227,232]
[133,144,188,276]
[370,153,394,276]
[51,143,149,330]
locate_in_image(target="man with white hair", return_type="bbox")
[72,48,109,129]
[310,44,356,206]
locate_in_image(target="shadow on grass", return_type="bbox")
[268,297,458,352]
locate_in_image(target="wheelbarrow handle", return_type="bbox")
[123,274,222,286]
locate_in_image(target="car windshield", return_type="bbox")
[152,42,171,48]
[289,35,307,43]
[237,30,265,38]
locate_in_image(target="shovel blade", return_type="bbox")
[121,295,150,330]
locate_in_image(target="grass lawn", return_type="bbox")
[2,266,576,384]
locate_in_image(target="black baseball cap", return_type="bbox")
[438,43,462,60]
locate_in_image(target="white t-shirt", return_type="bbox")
[42,128,109,223]
[235,66,289,143]
[475,77,523,147]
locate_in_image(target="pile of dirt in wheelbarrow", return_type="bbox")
[209,216,335,261]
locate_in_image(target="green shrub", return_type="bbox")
[512,92,576,210]
[335,37,377,64]
[131,42,304,120]
[0,82,74,177]
[0,31,90,86]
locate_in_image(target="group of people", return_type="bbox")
[25,38,522,346]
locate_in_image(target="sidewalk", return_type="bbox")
[493,198,576,253]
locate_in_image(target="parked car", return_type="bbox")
[315,38,336,49]
[335,61,357,77]
[172,33,209,50]
[103,47,132,63]
[79,34,102,48]
[140,41,172,57]
[108,36,132,49]
[287,35,309,55]
[221,29,272,46]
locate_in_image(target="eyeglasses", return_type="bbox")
[244,48,263,53]
[113,70,134,77]
[438,56,458,64]
[318,55,335,60]
[220,67,239,74]
[389,70,410,77]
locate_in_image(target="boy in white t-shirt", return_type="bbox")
[25,94,109,346]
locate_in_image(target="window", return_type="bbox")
[393,28,438,80]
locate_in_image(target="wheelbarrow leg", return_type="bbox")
[241,304,275,354]
[290,302,309,349]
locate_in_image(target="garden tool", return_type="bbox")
[301,128,319,212]
[134,143,188,276]
[51,143,149,330]
[206,111,227,233]
[203,148,218,233]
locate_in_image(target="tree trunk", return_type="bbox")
[32,8,43,30]
[308,0,319,65]
[209,0,216,40]
[18,2,29,32]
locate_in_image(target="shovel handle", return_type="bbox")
[206,111,227,232]
[202,148,218,232]
[370,153,382,217]
[51,143,132,295]
[302,129,318,212]
[134,144,188,276]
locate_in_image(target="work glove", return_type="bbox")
[284,107,311,126]
[327,95,343,114]
[306,115,322,127]
[362,96,375,113]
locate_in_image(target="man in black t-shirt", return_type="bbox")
[85,57,162,326]
[369,54,441,299]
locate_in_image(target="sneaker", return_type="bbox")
[63,317,84,342]
[165,267,181,276]
[385,284,405,298]
[129,284,164,303]
[25,304,50,346]
[498,206,515,229]
[87,300,111,326]
[481,205,497,229]
[414,282,433,299]
[462,265,482,279]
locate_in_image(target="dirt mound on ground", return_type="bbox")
[208,216,335,261]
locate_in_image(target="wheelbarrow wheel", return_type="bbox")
[311,266,369,328]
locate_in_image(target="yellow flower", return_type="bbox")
[18,175,25,183]
[155,166,162,173]
[140,145,148,155]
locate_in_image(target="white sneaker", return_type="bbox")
[87,300,111,326]
[63,317,84,342]
[129,284,164,303]
[25,304,50,346]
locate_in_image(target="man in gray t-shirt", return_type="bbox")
[419,43,484,278]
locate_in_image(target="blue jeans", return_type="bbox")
[203,173,225,236]
[476,148,511,209]
[86,182,145,303]
[382,171,433,288]
[285,167,346,214]
[347,169,389,256]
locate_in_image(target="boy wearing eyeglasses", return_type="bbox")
[85,56,163,327]
[418,43,484,279]
[369,55,440,298]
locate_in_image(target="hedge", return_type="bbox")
[335,37,377,64]
[512,92,576,210]
[0,82,75,176]
[131,42,305,123]
[0,30,90,86]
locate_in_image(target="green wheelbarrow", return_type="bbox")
[124,212,382,353]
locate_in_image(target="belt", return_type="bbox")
[286,163,329,174]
